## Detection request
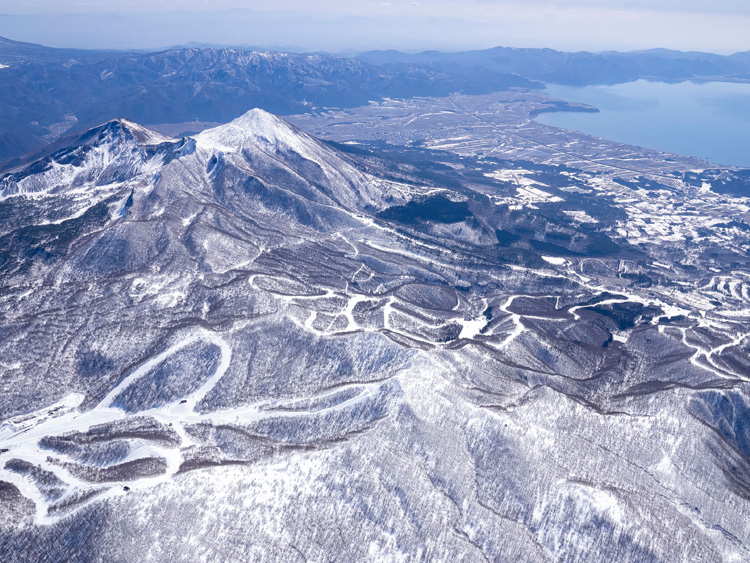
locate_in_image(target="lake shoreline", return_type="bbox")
[532,80,750,168]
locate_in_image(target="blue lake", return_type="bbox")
[535,80,750,168]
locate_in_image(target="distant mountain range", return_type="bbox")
[1,36,749,168]
[358,46,750,86]
[0,37,536,167]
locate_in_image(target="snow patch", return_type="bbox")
[563,210,597,224]
[542,256,568,266]
[458,317,487,339]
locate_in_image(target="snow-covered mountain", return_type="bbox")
[1,110,750,562]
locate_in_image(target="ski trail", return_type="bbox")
[98,333,228,409]
[498,295,525,348]
[0,330,383,525]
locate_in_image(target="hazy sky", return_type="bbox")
[1,1,748,54]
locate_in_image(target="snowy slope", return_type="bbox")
[1,110,749,563]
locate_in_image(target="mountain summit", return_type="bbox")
[194,108,408,210]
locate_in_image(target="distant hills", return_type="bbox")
[357,46,750,86]
[0,36,749,167]
[0,36,119,65]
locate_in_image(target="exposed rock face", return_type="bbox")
[0,109,749,562]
